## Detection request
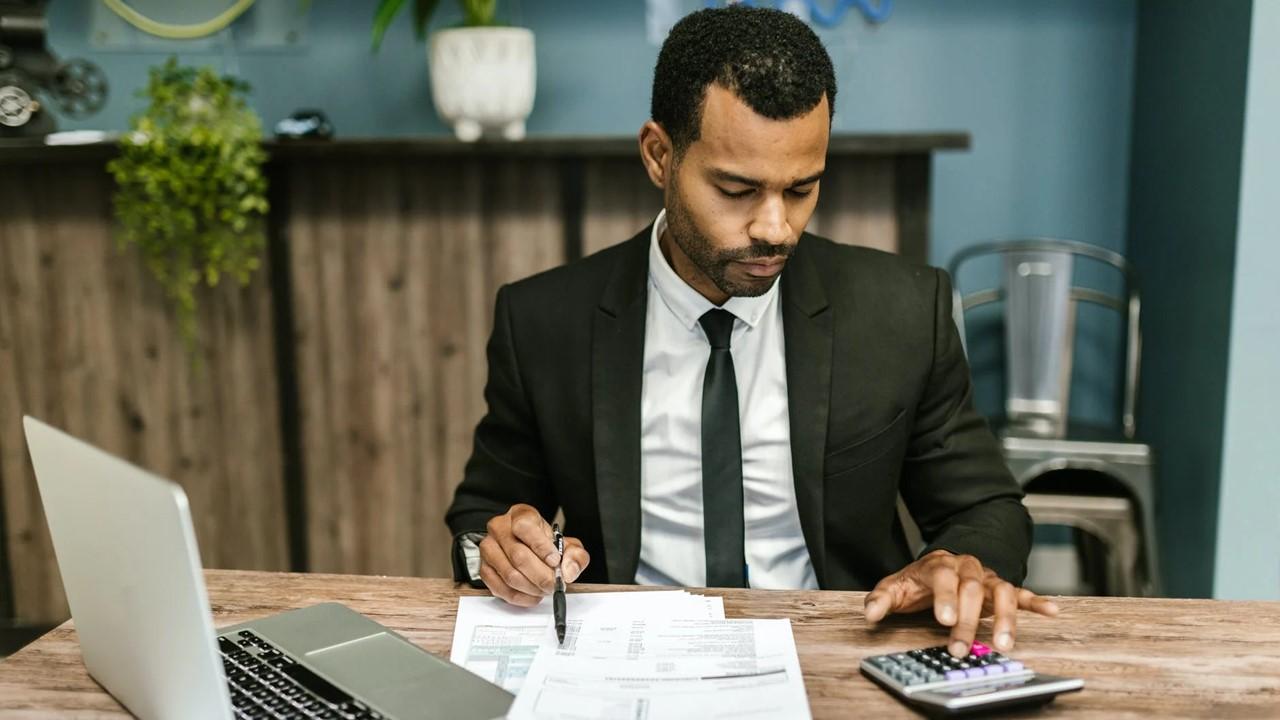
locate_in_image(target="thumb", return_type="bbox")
[864,576,903,623]
[864,593,891,623]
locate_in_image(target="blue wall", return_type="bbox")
[1214,0,1280,601]
[49,0,1139,427]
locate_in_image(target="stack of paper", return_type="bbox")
[450,591,811,719]
[450,590,723,693]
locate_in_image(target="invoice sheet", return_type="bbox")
[508,617,811,720]
[450,591,724,693]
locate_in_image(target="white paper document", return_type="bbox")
[450,591,724,693]
[507,617,811,720]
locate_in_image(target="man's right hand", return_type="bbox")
[479,504,590,607]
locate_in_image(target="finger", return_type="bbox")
[510,508,560,566]
[505,538,558,594]
[988,579,1018,652]
[479,561,541,608]
[928,562,960,627]
[1018,588,1060,617]
[489,514,557,594]
[482,535,551,597]
[561,537,590,583]
[949,556,986,657]
[863,573,902,623]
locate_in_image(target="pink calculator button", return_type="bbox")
[970,641,991,656]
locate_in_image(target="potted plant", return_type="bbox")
[372,0,535,141]
[107,57,269,352]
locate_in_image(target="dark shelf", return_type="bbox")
[0,132,969,166]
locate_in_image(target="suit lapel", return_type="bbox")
[782,236,833,587]
[592,230,651,584]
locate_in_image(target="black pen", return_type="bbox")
[552,523,566,644]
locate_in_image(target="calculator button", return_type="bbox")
[983,664,1006,676]
[1002,661,1025,673]
[970,641,991,656]
[944,670,967,682]
[964,668,986,678]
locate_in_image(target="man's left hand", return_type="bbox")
[863,549,1059,657]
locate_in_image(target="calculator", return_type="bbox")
[860,641,1084,716]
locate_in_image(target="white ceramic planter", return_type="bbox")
[429,27,536,142]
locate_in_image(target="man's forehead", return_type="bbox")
[691,84,830,176]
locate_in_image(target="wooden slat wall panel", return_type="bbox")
[808,156,899,253]
[581,156,906,257]
[0,166,288,623]
[582,158,662,256]
[0,150,932,623]
[289,158,564,578]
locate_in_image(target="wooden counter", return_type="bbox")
[0,569,1277,718]
[0,133,967,624]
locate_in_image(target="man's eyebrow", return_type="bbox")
[708,168,826,187]
[709,169,763,187]
[791,170,825,187]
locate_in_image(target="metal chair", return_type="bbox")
[1022,494,1141,597]
[948,238,1160,596]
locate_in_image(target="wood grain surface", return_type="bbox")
[0,142,951,626]
[0,569,1277,719]
[579,154,924,260]
[285,157,564,580]
[0,167,289,624]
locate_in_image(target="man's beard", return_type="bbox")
[665,192,795,299]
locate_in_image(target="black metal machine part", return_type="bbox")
[0,0,107,137]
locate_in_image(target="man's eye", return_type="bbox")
[718,187,753,199]
[788,187,815,198]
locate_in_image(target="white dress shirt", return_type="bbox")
[634,210,819,589]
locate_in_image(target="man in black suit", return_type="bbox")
[447,6,1055,658]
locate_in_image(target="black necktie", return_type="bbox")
[699,308,747,588]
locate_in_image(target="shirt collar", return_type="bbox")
[647,209,779,332]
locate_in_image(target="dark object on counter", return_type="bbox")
[0,0,108,137]
[274,109,334,140]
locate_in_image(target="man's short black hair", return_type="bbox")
[651,5,837,154]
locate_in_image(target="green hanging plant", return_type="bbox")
[107,57,269,352]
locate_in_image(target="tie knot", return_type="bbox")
[699,308,736,349]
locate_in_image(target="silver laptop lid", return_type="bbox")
[23,416,232,720]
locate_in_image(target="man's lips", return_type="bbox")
[735,258,787,278]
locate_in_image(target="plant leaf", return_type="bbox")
[463,0,497,26]
[413,0,442,39]
[371,0,409,52]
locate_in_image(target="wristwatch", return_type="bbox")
[452,530,487,588]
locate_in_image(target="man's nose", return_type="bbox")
[748,194,791,247]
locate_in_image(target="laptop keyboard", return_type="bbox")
[218,630,383,720]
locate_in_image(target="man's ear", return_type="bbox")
[638,120,675,190]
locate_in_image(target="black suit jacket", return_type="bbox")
[446,228,1031,589]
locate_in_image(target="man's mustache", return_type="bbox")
[720,242,796,262]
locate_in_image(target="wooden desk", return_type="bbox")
[1,570,1277,718]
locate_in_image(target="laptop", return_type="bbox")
[22,416,513,720]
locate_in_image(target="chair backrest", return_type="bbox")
[948,238,1141,439]
[1003,248,1076,436]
